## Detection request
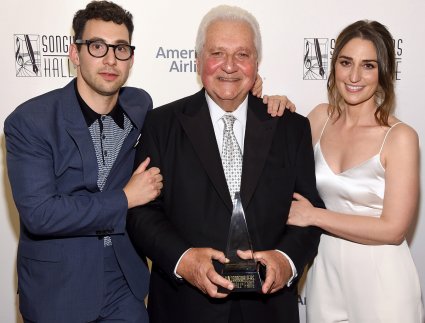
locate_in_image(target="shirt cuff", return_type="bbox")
[275,249,297,286]
[174,248,192,279]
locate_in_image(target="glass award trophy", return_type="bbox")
[221,192,265,292]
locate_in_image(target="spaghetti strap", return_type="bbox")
[378,121,403,154]
[318,115,331,142]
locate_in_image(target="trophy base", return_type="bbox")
[219,262,265,293]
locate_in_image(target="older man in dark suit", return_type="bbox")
[127,5,324,323]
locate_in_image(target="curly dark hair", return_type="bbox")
[73,1,134,43]
[327,20,395,126]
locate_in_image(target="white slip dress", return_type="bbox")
[306,119,424,323]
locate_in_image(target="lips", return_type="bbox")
[99,71,119,81]
[218,76,240,82]
[345,84,364,92]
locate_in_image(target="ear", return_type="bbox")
[129,54,134,69]
[195,58,201,76]
[69,43,80,67]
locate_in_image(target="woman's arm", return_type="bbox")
[288,123,420,245]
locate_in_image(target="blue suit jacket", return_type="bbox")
[5,79,151,322]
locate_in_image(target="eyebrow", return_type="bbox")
[338,55,378,63]
[87,37,130,45]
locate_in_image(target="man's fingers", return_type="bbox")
[147,166,160,176]
[264,95,297,118]
[252,251,266,263]
[154,179,163,190]
[263,95,276,116]
[264,95,286,117]
[209,249,228,264]
[286,99,296,112]
[236,249,254,260]
[292,192,305,201]
[204,249,233,297]
[153,173,163,183]
[177,248,233,298]
[252,251,273,293]
[254,251,288,294]
[275,100,285,117]
[207,269,234,294]
[261,265,276,294]
[251,73,263,97]
[134,157,150,174]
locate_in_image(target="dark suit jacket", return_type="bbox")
[127,89,324,323]
[5,79,151,323]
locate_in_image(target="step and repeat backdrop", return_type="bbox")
[1,0,424,321]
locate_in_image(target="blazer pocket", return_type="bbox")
[18,240,62,262]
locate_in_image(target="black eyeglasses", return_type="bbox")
[75,39,135,61]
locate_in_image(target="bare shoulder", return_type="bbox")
[387,117,419,147]
[307,103,328,121]
[307,103,329,143]
[383,117,419,164]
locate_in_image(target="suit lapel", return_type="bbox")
[61,80,99,191]
[101,90,150,191]
[176,90,233,211]
[241,95,278,208]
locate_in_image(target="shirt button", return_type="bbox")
[104,150,108,156]
[102,134,106,140]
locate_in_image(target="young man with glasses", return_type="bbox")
[4,2,162,322]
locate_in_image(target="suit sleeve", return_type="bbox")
[127,113,191,277]
[278,116,324,273]
[4,110,128,237]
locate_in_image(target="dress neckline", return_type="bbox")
[315,117,402,176]
[315,142,381,176]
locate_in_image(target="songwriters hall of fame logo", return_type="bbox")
[14,34,74,78]
[303,38,328,80]
[15,34,41,77]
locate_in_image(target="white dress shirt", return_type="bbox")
[205,93,247,156]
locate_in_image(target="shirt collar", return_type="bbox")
[205,92,248,125]
[75,82,125,129]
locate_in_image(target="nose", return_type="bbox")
[103,47,117,65]
[223,55,237,73]
[349,65,361,83]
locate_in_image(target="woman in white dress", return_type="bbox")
[287,20,424,322]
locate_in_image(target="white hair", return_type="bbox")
[195,5,262,62]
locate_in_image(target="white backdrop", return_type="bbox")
[1,1,424,322]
